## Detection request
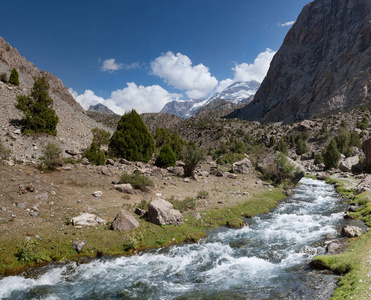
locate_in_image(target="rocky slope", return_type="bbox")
[229,0,371,123]
[0,36,83,112]
[0,43,112,163]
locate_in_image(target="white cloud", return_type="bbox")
[151,51,218,99]
[233,48,276,82]
[279,21,295,27]
[69,83,182,115]
[101,58,123,72]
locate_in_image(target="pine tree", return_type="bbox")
[155,144,176,168]
[108,110,154,162]
[276,138,288,155]
[15,77,59,135]
[83,141,106,165]
[9,68,19,86]
[324,138,341,170]
[295,138,307,155]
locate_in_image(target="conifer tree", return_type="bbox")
[109,110,154,162]
[9,68,19,86]
[155,144,176,168]
[324,138,341,170]
[15,76,59,135]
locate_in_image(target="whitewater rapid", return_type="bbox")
[0,178,349,299]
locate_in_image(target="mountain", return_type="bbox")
[160,81,260,118]
[229,0,371,124]
[88,103,117,115]
[0,36,112,163]
[0,36,83,112]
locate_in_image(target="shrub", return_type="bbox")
[274,152,295,185]
[167,196,196,212]
[356,116,369,130]
[9,68,19,86]
[276,138,288,155]
[39,143,63,171]
[109,110,154,162]
[82,142,106,165]
[216,152,245,165]
[314,154,324,165]
[295,138,307,155]
[0,73,8,83]
[155,144,176,168]
[268,136,276,148]
[91,127,111,148]
[15,77,59,136]
[183,142,206,177]
[119,172,154,192]
[324,139,341,170]
[197,190,209,199]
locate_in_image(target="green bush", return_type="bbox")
[216,152,245,165]
[167,196,196,212]
[183,142,206,177]
[39,142,63,171]
[83,142,106,165]
[295,138,307,155]
[15,77,59,136]
[91,127,111,148]
[276,138,288,155]
[109,110,154,162]
[314,154,324,165]
[119,172,154,192]
[155,144,176,168]
[9,68,19,86]
[268,136,276,148]
[324,139,341,170]
[155,127,171,148]
[356,116,369,130]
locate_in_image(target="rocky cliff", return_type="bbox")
[229,0,371,123]
[0,36,83,112]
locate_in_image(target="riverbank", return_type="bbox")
[0,163,286,276]
[310,174,371,299]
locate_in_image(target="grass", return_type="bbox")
[311,177,371,299]
[0,187,286,276]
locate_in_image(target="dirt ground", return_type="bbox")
[0,162,269,253]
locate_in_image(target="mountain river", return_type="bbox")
[0,177,354,299]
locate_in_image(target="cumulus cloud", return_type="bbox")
[279,21,295,27]
[69,83,181,115]
[151,51,218,99]
[100,58,140,72]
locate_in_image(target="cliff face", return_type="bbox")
[230,0,371,123]
[0,36,83,112]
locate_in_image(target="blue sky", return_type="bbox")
[1,0,309,114]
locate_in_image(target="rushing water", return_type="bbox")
[0,178,351,299]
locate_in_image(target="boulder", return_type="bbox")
[326,241,341,254]
[112,210,139,232]
[134,208,147,217]
[106,158,115,166]
[71,213,107,227]
[119,158,131,165]
[152,168,164,179]
[65,149,81,156]
[167,166,184,176]
[100,166,113,176]
[72,240,86,253]
[338,156,359,173]
[114,183,138,194]
[81,158,90,165]
[210,167,224,177]
[227,173,237,179]
[147,198,183,225]
[362,138,371,171]
[232,157,254,174]
[355,175,371,194]
[341,225,362,238]
[302,245,316,255]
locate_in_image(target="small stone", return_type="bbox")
[72,240,87,253]
[92,191,103,198]
[183,177,190,183]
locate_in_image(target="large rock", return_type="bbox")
[338,156,359,173]
[71,213,107,227]
[341,225,362,238]
[232,157,254,174]
[114,183,138,194]
[112,210,139,232]
[228,0,371,123]
[355,175,371,194]
[362,138,371,171]
[147,198,183,226]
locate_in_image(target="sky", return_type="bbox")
[0,0,310,115]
